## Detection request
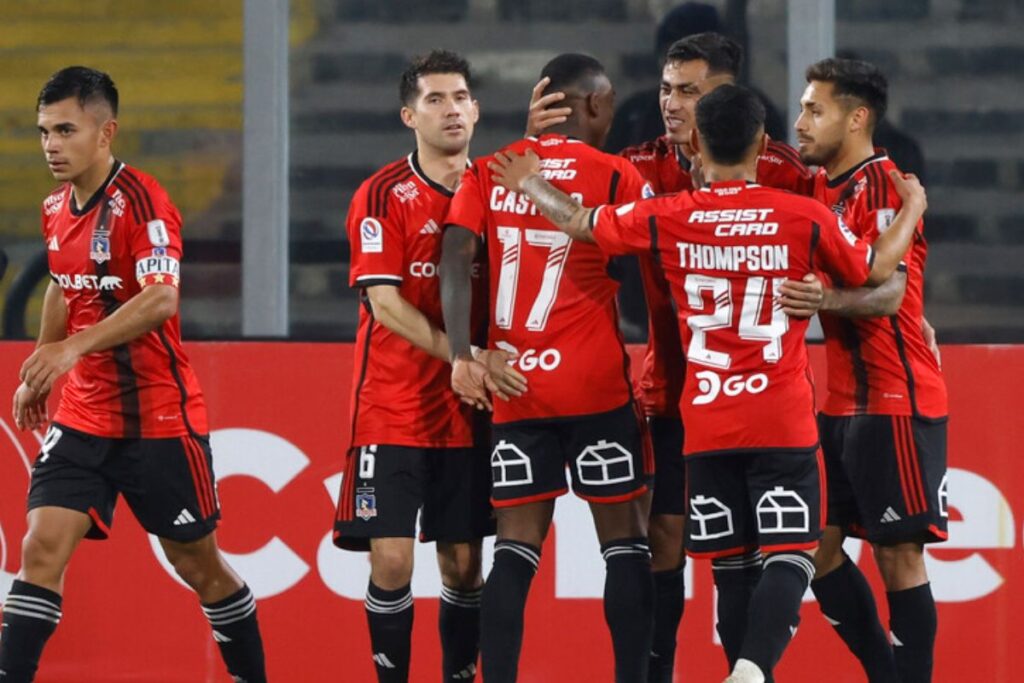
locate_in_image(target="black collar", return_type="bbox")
[409,150,456,198]
[826,151,887,189]
[70,160,122,217]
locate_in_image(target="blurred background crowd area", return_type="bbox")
[1,0,1021,342]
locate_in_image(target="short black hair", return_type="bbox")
[695,84,765,165]
[805,57,888,124]
[399,49,472,105]
[540,53,606,97]
[38,66,118,116]
[665,32,743,78]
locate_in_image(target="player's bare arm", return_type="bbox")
[13,281,69,429]
[863,171,926,285]
[525,76,572,137]
[365,284,452,361]
[488,149,597,243]
[20,283,177,395]
[440,225,501,410]
[922,316,941,367]
[779,270,907,318]
[366,283,526,399]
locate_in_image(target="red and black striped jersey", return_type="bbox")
[591,181,874,456]
[43,161,207,438]
[347,151,482,448]
[622,136,814,417]
[814,152,948,418]
[446,134,652,424]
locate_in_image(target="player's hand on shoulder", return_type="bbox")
[451,357,494,412]
[478,348,528,400]
[778,272,825,318]
[20,340,80,396]
[489,149,541,192]
[12,381,49,431]
[525,76,571,137]
[890,170,927,212]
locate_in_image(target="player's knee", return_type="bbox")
[648,515,685,572]
[20,530,71,581]
[437,544,483,590]
[371,546,414,588]
[873,542,927,590]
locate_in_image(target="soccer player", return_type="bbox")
[2,67,267,683]
[789,58,949,683]
[525,32,814,682]
[488,84,927,683]
[441,54,656,682]
[332,50,522,683]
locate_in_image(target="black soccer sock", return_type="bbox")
[480,540,540,683]
[365,581,414,683]
[811,556,899,683]
[439,584,482,681]
[648,564,686,683]
[602,538,655,683]
[712,550,763,668]
[887,583,937,683]
[0,580,63,683]
[738,551,816,676]
[201,584,267,683]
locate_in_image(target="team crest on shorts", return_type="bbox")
[355,488,378,521]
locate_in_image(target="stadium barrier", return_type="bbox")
[0,342,1018,682]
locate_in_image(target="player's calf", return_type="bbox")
[365,538,417,683]
[712,550,763,668]
[160,535,267,683]
[437,541,484,682]
[601,537,655,683]
[874,542,935,683]
[0,580,63,683]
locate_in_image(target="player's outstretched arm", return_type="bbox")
[864,171,927,285]
[20,284,178,395]
[525,77,572,137]
[779,270,907,318]
[488,150,597,243]
[365,284,451,361]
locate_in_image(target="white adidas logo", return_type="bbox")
[880,506,902,523]
[373,653,396,669]
[420,219,440,234]
[173,508,197,526]
[48,235,60,251]
[212,629,233,643]
[451,663,477,680]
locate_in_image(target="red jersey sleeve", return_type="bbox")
[445,165,487,237]
[347,181,406,288]
[815,208,874,288]
[590,199,653,256]
[130,187,184,290]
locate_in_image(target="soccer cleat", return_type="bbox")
[723,658,766,683]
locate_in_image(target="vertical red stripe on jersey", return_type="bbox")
[181,436,211,518]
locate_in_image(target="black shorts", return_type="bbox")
[685,449,824,559]
[27,422,220,543]
[488,402,653,507]
[820,414,949,545]
[333,443,496,551]
[649,416,686,516]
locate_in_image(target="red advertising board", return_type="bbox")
[0,342,1019,682]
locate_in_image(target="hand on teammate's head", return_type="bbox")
[525,77,572,137]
